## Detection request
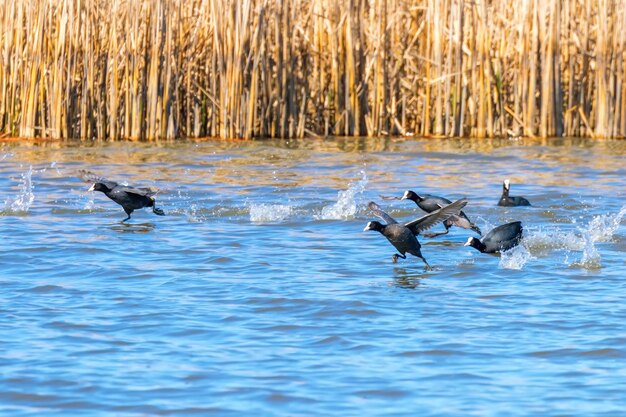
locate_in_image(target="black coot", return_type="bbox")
[78,170,165,221]
[498,179,531,206]
[401,190,481,236]
[464,221,523,254]
[364,198,468,269]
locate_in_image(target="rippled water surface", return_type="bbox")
[1,138,625,416]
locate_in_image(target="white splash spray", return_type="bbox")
[508,205,625,270]
[249,203,293,223]
[499,243,535,270]
[573,231,601,269]
[82,197,97,211]
[317,170,368,220]
[3,166,35,213]
[587,205,626,243]
[49,161,62,176]
[522,228,584,252]
[569,205,625,269]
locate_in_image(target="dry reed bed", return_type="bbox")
[0,0,625,140]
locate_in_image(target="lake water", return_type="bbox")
[1,137,625,416]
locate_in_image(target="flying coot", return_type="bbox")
[364,198,468,269]
[401,190,481,237]
[78,170,165,221]
[498,179,531,206]
[464,221,523,254]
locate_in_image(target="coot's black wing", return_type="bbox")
[367,202,398,225]
[404,198,468,235]
[77,170,118,189]
[115,186,159,198]
[108,187,153,209]
[484,221,523,243]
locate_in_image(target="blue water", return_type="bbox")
[1,138,625,416]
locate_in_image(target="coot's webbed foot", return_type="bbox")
[153,207,165,216]
[471,225,482,235]
[423,230,449,238]
[122,214,131,222]
[420,257,432,271]
[392,253,406,263]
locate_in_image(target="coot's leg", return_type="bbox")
[392,253,406,263]
[419,256,432,271]
[122,208,133,222]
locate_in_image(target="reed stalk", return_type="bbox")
[0,0,624,139]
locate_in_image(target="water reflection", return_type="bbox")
[109,222,156,233]
[391,267,430,289]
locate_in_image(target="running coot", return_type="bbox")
[364,198,468,269]
[464,221,523,254]
[401,190,481,236]
[78,170,165,221]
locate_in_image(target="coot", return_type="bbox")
[78,170,165,221]
[401,190,481,236]
[498,179,531,206]
[364,198,468,269]
[464,221,523,253]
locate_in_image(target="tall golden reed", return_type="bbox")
[0,0,625,140]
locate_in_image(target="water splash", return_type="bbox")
[523,228,584,252]
[571,231,601,269]
[568,206,626,269]
[1,152,13,161]
[165,189,205,222]
[83,198,97,211]
[499,244,534,270]
[587,205,626,243]
[50,161,62,176]
[317,171,368,220]
[513,206,625,270]
[182,203,202,223]
[183,203,232,223]
[3,166,35,213]
[249,203,293,223]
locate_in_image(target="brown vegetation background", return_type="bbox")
[1,0,625,140]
